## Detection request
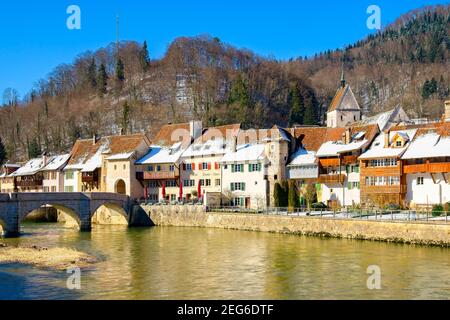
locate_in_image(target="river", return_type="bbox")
[0,223,449,300]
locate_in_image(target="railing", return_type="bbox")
[16,179,43,187]
[317,174,345,184]
[341,155,359,165]
[136,171,178,180]
[205,206,450,224]
[361,185,407,194]
[82,175,98,183]
[403,162,450,174]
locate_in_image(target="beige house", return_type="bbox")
[0,163,20,193]
[66,134,150,198]
[42,154,71,192]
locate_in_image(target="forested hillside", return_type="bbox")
[0,5,448,162]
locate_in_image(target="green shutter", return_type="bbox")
[346,165,350,174]
[355,166,360,173]
[249,164,252,172]
[231,165,235,173]
[258,163,262,171]
[242,183,246,191]
[230,183,235,191]
[347,182,352,190]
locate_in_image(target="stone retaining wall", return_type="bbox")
[141,206,450,246]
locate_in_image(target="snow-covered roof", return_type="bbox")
[135,143,186,165]
[106,152,135,161]
[359,129,417,160]
[42,154,71,171]
[182,138,229,158]
[316,139,367,157]
[2,164,20,168]
[11,158,46,177]
[402,133,450,160]
[287,148,317,166]
[81,144,109,173]
[220,144,266,163]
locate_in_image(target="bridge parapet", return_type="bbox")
[0,192,141,237]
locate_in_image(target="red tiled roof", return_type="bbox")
[151,123,191,146]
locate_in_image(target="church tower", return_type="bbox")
[326,68,361,128]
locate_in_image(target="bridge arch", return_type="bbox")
[91,202,129,225]
[19,202,84,229]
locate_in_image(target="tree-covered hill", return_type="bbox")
[0,4,448,162]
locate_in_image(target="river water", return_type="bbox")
[0,223,449,300]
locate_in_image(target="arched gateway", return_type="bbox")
[0,192,152,237]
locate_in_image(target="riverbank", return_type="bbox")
[0,244,97,270]
[144,207,450,247]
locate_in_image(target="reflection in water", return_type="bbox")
[1,223,449,300]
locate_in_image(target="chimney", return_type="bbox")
[92,134,98,146]
[42,152,48,166]
[342,128,351,144]
[384,131,390,148]
[189,120,203,140]
[445,100,450,121]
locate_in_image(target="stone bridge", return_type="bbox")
[0,192,152,237]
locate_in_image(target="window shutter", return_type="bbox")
[242,183,246,191]
[231,165,235,173]
[230,183,235,191]
[248,164,252,172]
[208,163,211,170]
[347,182,352,190]
[215,162,219,170]
[192,163,195,170]
[258,163,262,171]
[346,165,350,174]
[182,163,186,171]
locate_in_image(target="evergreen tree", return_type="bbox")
[140,40,150,72]
[28,138,41,159]
[97,63,108,96]
[289,86,305,126]
[273,183,283,207]
[0,136,7,165]
[87,58,97,89]
[116,58,125,82]
[288,181,299,210]
[121,101,131,134]
[228,74,252,125]
[303,94,317,125]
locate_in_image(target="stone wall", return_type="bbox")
[142,206,450,246]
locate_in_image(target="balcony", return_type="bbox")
[403,162,450,174]
[317,174,345,184]
[16,179,43,188]
[341,154,359,165]
[82,174,99,183]
[361,185,407,194]
[136,171,178,180]
[319,158,340,168]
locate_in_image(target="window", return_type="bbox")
[147,165,154,172]
[248,163,262,172]
[186,164,192,171]
[166,180,177,187]
[232,197,244,207]
[64,186,74,192]
[205,179,211,187]
[396,140,402,147]
[157,165,162,172]
[230,182,246,191]
[51,186,57,192]
[200,179,205,186]
[184,179,195,187]
[170,194,177,201]
[148,181,158,188]
[202,162,209,170]
[232,164,243,172]
[65,171,74,180]
[114,165,117,170]
[368,159,397,167]
[215,179,221,186]
[169,165,175,172]
[417,177,424,185]
[44,187,49,192]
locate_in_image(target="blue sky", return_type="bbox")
[0,0,447,99]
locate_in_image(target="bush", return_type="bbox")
[384,203,401,211]
[432,204,444,217]
[311,202,328,209]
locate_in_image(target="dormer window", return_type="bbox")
[396,141,402,147]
